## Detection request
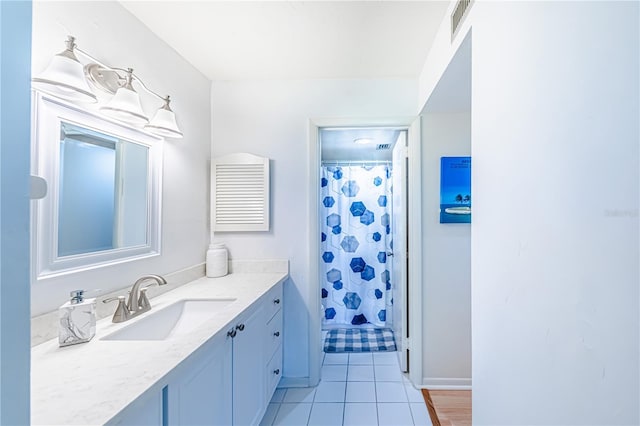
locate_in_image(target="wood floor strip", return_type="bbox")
[421,389,472,426]
[421,389,441,426]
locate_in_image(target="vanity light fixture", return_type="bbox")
[99,68,149,125]
[144,96,183,138]
[32,36,97,103]
[32,36,184,139]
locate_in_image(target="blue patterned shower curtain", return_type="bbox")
[320,165,393,328]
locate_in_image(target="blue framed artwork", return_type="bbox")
[440,156,471,223]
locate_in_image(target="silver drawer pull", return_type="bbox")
[273,298,280,304]
[273,331,280,337]
[273,369,280,375]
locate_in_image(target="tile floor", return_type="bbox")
[260,351,432,426]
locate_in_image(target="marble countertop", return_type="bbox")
[31,270,288,425]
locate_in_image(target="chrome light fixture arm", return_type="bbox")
[81,59,166,102]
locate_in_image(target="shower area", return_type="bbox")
[319,127,406,352]
[320,163,393,328]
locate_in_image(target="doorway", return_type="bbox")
[309,118,420,386]
[318,128,404,343]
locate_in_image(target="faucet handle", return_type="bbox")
[138,288,151,311]
[103,296,130,323]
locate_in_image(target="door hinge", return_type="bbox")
[402,337,410,348]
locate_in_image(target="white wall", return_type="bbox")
[418,1,639,423]
[31,1,211,315]
[1,2,32,422]
[418,26,472,388]
[417,0,473,112]
[211,79,417,379]
[421,112,471,387]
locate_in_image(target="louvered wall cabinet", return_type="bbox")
[212,153,270,232]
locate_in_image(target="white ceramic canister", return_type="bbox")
[206,243,228,278]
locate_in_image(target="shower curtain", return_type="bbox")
[320,165,393,328]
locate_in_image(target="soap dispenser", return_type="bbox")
[58,290,96,347]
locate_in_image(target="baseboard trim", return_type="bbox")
[421,377,472,390]
[277,377,310,388]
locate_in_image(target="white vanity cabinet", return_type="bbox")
[161,284,282,426]
[31,272,289,426]
[231,281,283,425]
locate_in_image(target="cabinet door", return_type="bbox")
[171,333,233,426]
[232,305,266,426]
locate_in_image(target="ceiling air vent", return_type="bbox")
[451,0,472,39]
[376,144,391,150]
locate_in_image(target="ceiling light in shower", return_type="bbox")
[354,138,374,145]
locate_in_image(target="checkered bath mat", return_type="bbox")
[324,328,397,353]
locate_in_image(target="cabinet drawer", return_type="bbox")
[264,282,283,322]
[265,309,283,360]
[265,347,283,399]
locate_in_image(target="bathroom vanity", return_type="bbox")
[31,270,286,425]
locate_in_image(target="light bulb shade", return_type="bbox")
[100,86,148,125]
[145,107,183,139]
[32,52,97,103]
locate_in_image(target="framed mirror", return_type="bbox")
[31,93,163,279]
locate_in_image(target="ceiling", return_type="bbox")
[120,1,450,161]
[120,1,449,81]
[320,128,404,162]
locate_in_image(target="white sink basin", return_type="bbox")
[102,298,237,341]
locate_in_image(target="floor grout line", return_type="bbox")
[272,402,282,426]
[270,350,416,426]
[305,399,312,426]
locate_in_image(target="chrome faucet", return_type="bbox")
[127,274,167,315]
[104,274,167,323]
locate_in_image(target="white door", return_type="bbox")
[391,131,409,372]
[169,332,233,425]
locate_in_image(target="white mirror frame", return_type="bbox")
[31,92,163,279]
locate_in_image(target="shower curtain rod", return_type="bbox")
[321,160,391,166]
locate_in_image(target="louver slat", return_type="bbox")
[451,0,472,40]
[212,153,270,231]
